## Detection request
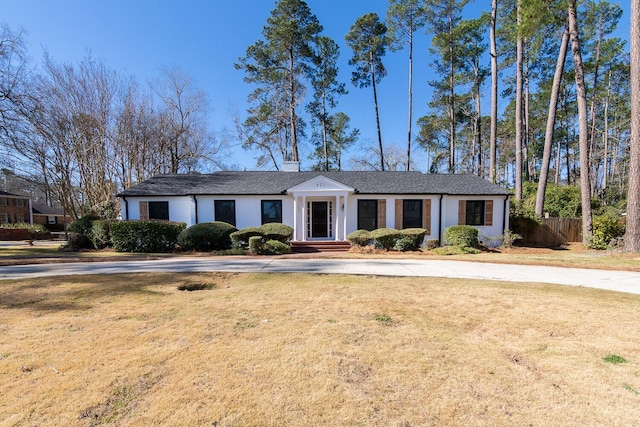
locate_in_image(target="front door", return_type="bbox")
[311,201,329,238]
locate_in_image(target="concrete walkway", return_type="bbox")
[1,257,639,295]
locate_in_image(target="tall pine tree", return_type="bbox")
[236,0,322,164]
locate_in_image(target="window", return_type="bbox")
[261,200,282,224]
[465,201,485,226]
[403,200,423,229]
[14,199,26,207]
[358,200,378,231]
[148,201,169,220]
[0,198,6,206]
[214,200,236,226]
[0,213,7,224]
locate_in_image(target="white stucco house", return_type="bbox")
[117,168,511,243]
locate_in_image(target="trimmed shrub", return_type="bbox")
[588,215,625,250]
[247,236,290,255]
[347,229,372,246]
[248,235,264,254]
[263,239,289,255]
[111,220,186,252]
[394,237,416,252]
[259,223,293,242]
[178,221,238,251]
[443,225,479,248]
[399,228,427,250]
[370,228,402,250]
[230,227,263,249]
[90,219,112,249]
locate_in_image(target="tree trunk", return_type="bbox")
[370,51,385,171]
[515,0,523,199]
[474,66,482,177]
[568,0,593,245]
[624,0,640,251]
[489,0,498,183]
[321,91,329,171]
[406,14,414,171]
[535,25,569,217]
[448,13,456,173]
[602,71,611,190]
[289,49,299,162]
[524,46,532,181]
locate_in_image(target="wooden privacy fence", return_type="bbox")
[511,217,582,247]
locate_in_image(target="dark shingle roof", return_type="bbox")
[32,204,65,215]
[117,171,510,197]
[0,190,27,197]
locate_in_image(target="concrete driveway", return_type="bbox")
[1,257,639,295]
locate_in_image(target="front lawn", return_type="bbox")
[1,273,639,425]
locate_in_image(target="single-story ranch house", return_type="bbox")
[118,168,511,244]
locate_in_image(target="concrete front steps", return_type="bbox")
[290,241,352,253]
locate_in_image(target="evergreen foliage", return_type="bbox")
[346,229,372,246]
[178,222,238,251]
[230,227,263,249]
[443,225,479,248]
[111,220,186,253]
[370,227,402,249]
[259,222,294,242]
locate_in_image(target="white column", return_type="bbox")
[333,196,339,240]
[342,193,348,241]
[293,195,298,242]
[301,196,307,241]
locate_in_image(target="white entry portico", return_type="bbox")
[288,175,354,242]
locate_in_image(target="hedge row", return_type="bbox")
[442,225,479,248]
[110,220,186,252]
[231,223,293,249]
[347,227,427,251]
[178,221,238,251]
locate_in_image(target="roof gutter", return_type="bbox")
[122,197,129,220]
[503,195,510,232]
[192,195,199,224]
[439,194,444,243]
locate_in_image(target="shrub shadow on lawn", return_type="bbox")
[0,273,167,312]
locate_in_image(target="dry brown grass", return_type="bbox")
[2,272,640,426]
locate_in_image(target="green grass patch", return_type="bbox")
[374,314,394,326]
[603,354,627,364]
[177,283,215,291]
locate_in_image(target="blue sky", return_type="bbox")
[3,1,631,172]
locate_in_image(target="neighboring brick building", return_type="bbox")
[32,203,72,229]
[0,191,31,224]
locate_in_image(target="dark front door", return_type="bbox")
[311,201,328,238]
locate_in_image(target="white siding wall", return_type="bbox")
[346,196,441,241]
[121,196,193,224]
[120,194,509,241]
[442,195,510,241]
[196,195,294,229]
